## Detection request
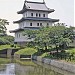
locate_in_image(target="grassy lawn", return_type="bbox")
[0,58,11,64]
[15,47,37,55]
[0,45,20,50]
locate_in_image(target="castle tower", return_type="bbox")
[10,0,59,45]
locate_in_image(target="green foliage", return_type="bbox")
[41,52,48,57]
[41,52,53,58]
[0,45,11,50]
[0,18,9,34]
[0,19,14,45]
[0,37,10,44]
[2,35,14,43]
[24,24,75,51]
[15,48,37,55]
[0,45,20,50]
[0,35,14,45]
[66,48,75,55]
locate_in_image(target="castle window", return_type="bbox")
[37,23,39,26]
[40,23,42,26]
[17,34,18,38]
[23,22,24,27]
[47,23,49,25]
[26,13,27,17]
[19,34,20,38]
[47,23,49,27]
[39,14,41,17]
[43,14,45,17]
[31,13,33,17]
[30,23,32,26]
[36,13,38,17]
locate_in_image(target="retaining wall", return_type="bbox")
[14,54,20,60]
[32,56,75,73]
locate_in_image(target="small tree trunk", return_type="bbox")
[56,45,58,59]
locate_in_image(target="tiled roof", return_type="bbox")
[14,17,59,23]
[10,28,24,33]
[17,1,54,14]
[10,27,40,33]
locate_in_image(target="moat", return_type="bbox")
[0,59,75,75]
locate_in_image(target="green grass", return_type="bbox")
[0,45,20,50]
[0,58,11,64]
[65,48,75,55]
[15,47,37,55]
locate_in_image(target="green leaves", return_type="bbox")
[15,48,37,55]
[24,24,75,49]
[0,35,14,45]
[0,18,9,34]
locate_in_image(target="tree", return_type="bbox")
[0,18,14,45]
[0,18,9,34]
[23,23,75,52]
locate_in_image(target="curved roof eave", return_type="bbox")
[17,9,55,14]
[13,17,59,23]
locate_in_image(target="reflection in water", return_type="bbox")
[15,60,75,75]
[0,63,15,75]
[0,59,75,75]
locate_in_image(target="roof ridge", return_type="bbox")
[25,1,45,4]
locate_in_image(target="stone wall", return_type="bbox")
[0,54,7,58]
[7,49,12,58]
[14,54,20,60]
[32,56,75,73]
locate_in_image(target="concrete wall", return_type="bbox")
[19,21,52,29]
[32,56,75,73]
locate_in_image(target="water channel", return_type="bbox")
[0,59,75,75]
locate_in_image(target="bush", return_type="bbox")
[66,48,75,55]
[0,35,14,45]
[15,47,37,55]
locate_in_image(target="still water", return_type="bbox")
[0,63,15,75]
[0,60,75,75]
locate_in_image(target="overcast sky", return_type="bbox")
[0,0,74,36]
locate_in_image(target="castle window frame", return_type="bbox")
[30,23,32,26]
[43,14,45,17]
[39,14,41,17]
[40,23,42,26]
[36,13,38,17]
[37,23,39,26]
[31,13,33,17]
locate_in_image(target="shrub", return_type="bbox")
[15,48,37,55]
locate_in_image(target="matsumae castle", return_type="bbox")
[11,0,59,45]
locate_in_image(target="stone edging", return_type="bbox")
[32,56,75,73]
